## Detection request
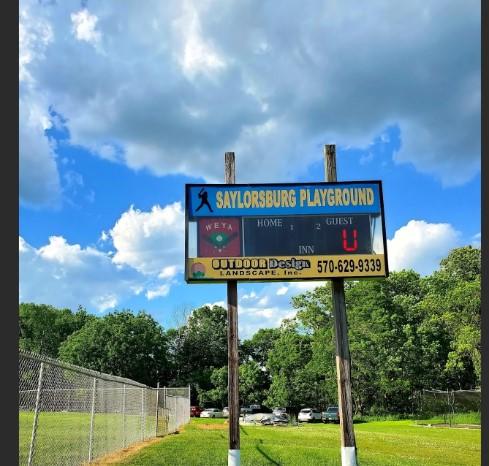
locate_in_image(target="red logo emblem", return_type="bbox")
[198,218,241,257]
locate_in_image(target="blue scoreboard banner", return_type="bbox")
[187,182,381,217]
[185,181,388,282]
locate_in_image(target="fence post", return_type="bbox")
[155,383,160,437]
[88,378,97,462]
[188,385,191,423]
[122,384,126,448]
[28,361,44,466]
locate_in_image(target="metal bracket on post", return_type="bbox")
[28,361,44,466]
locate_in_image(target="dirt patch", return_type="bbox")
[87,430,185,465]
[415,423,480,430]
[197,423,228,430]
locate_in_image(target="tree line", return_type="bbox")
[19,246,480,415]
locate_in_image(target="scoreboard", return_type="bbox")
[185,181,388,282]
[242,214,372,256]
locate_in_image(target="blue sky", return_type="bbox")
[19,0,480,338]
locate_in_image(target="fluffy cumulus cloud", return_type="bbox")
[70,9,102,47]
[19,96,61,207]
[19,202,186,310]
[19,236,144,311]
[19,6,61,206]
[387,220,461,276]
[110,202,185,276]
[19,0,480,205]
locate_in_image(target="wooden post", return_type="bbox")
[225,152,240,466]
[324,144,358,466]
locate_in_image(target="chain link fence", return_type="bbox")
[19,350,190,465]
[418,389,481,426]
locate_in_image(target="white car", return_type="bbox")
[273,407,287,416]
[298,408,322,422]
[200,408,224,418]
[222,407,229,417]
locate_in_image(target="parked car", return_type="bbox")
[322,406,340,423]
[240,407,253,416]
[190,406,203,417]
[298,408,322,422]
[200,408,224,418]
[272,407,287,416]
[222,407,229,417]
[270,413,289,425]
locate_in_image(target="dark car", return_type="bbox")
[191,406,203,417]
[322,406,340,423]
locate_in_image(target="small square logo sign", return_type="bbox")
[198,218,241,257]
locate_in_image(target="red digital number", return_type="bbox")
[342,229,358,252]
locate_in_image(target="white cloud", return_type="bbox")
[19,236,145,312]
[276,286,288,296]
[470,232,481,248]
[238,303,298,339]
[289,282,325,292]
[241,290,257,300]
[158,265,179,279]
[99,230,110,242]
[39,236,87,265]
[110,202,185,276]
[71,9,101,46]
[19,201,189,310]
[19,94,61,207]
[203,300,226,309]
[387,220,461,275]
[173,1,226,80]
[146,284,171,300]
[257,296,269,306]
[19,6,61,207]
[19,7,53,83]
[19,0,480,202]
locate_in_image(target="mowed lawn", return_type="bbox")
[120,418,480,466]
[19,411,156,465]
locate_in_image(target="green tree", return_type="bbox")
[265,322,313,412]
[199,360,269,408]
[421,246,481,386]
[19,303,94,357]
[166,305,228,402]
[290,270,455,414]
[198,366,228,407]
[59,310,168,386]
[241,328,281,366]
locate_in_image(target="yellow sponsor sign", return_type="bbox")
[187,254,386,281]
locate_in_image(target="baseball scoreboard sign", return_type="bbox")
[185,181,388,282]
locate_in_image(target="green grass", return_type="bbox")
[19,411,156,465]
[120,418,480,466]
[416,411,481,426]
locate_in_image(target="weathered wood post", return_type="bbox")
[225,152,240,466]
[324,144,358,466]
